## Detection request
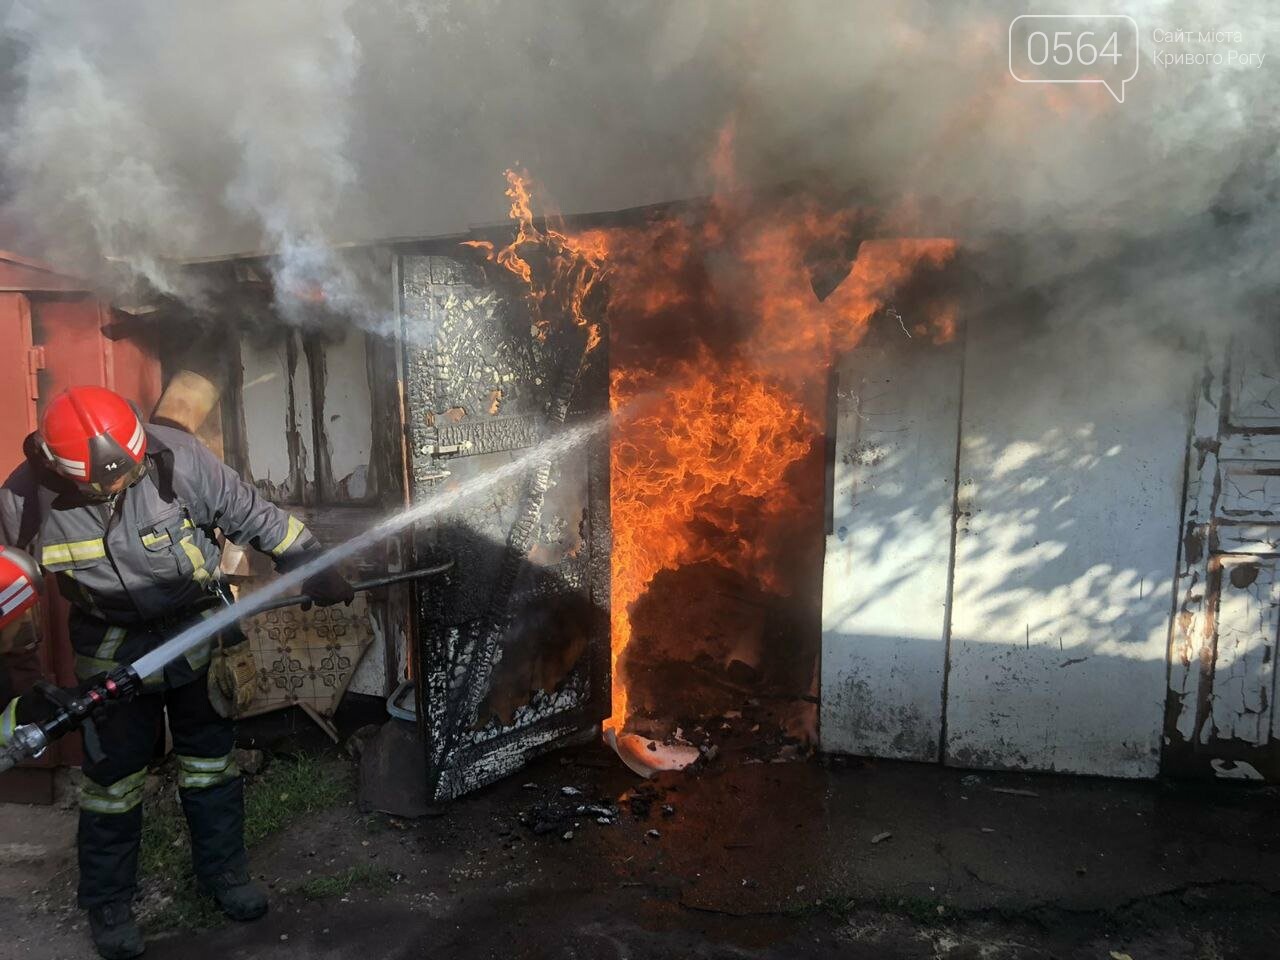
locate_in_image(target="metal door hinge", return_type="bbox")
[26,346,46,400]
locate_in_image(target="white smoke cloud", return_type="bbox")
[0,0,1274,339]
[220,0,363,324]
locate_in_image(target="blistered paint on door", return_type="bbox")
[1167,333,1280,780]
[401,253,611,801]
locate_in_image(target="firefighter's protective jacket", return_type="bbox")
[0,424,317,688]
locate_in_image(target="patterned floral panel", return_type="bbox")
[238,593,374,719]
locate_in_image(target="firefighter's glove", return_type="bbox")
[300,567,355,610]
[30,678,113,763]
[0,684,65,748]
[0,697,22,747]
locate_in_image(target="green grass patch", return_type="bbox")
[243,753,352,845]
[296,864,391,901]
[139,753,353,931]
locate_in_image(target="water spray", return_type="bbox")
[0,417,606,772]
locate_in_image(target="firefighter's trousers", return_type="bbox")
[77,671,244,909]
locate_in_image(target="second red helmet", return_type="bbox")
[0,545,42,631]
[37,386,148,497]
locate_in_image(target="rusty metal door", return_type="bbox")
[399,253,610,801]
[1167,332,1280,780]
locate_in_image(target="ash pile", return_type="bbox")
[515,780,679,842]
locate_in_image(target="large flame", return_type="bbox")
[473,141,956,734]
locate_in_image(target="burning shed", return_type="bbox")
[4,8,1280,959]
[0,2,1274,804]
[120,157,960,801]
[123,152,1280,802]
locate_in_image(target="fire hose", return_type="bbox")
[0,562,452,773]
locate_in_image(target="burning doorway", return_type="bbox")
[598,191,956,766]
[410,163,959,785]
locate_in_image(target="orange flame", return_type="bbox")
[607,355,815,727]
[599,211,955,730]
[465,168,606,351]
[473,139,957,735]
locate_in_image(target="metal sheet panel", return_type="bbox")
[0,293,37,478]
[400,253,610,802]
[1,292,160,792]
[241,331,313,503]
[0,252,88,293]
[945,312,1189,778]
[820,327,962,761]
[319,331,374,500]
[1227,347,1280,429]
[0,291,54,800]
[1208,557,1279,748]
[242,327,376,505]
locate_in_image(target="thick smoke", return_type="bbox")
[0,0,1276,340]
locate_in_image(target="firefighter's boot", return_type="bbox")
[206,869,270,921]
[78,770,148,959]
[87,902,145,960]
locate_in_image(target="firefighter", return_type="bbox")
[0,385,354,960]
[0,545,44,739]
[0,616,41,707]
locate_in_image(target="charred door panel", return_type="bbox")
[1167,334,1280,780]
[400,253,610,802]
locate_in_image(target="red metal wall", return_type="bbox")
[0,293,37,471]
[0,256,160,802]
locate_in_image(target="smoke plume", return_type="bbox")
[0,0,1275,339]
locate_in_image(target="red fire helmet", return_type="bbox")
[0,545,42,631]
[38,386,148,496]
